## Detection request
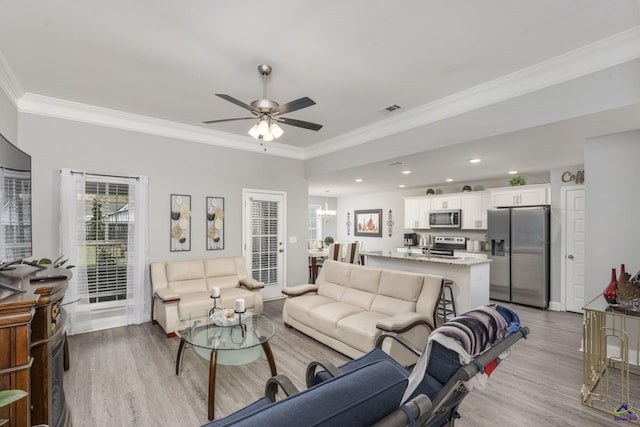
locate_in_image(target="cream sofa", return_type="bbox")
[282,260,443,364]
[151,256,264,336]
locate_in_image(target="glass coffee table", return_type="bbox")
[175,311,277,420]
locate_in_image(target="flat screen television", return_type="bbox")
[0,131,32,270]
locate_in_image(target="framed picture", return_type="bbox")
[206,196,225,250]
[170,194,191,251]
[354,209,383,237]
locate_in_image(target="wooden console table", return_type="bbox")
[0,265,71,427]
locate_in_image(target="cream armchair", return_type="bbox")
[151,256,264,336]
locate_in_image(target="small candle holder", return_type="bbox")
[234,308,247,337]
[208,295,221,317]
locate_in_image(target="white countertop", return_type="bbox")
[362,251,491,266]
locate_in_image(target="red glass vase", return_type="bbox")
[619,263,626,283]
[603,268,618,305]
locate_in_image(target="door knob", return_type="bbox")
[279,249,285,253]
[567,254,574,259]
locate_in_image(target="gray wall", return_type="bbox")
[0,87,17,143]
[18,113,310,287]
[337,191,405,253]
[585,129,640,302]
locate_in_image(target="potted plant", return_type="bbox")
[509,176,527,186]
[323,236,335,247]
[36,255,75,269]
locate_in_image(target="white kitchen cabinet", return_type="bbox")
[429,195,461,211]
[490,184,550,207]
[461,192,490,229]
[404,197,430,229]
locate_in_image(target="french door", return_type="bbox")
[243,189,286,300]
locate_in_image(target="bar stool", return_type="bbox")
[438,279,457,324]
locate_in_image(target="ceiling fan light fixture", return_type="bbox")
[205,65,321,143]
[270,122,284,139]
[257,117,270,136]
[248,124,260,139]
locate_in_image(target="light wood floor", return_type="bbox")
[65,300,621,426]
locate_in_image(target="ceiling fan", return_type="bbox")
[203,64,323,141]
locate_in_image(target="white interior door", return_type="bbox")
[243,190,286,300]
[564,187,585,313]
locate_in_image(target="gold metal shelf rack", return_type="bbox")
[582,295,640,423]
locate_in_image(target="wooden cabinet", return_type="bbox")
[404,197,430,229]
[429,195,461,211]
[30,276,70,427]
[0,290,36,427]
[490,184,550,207]
[461,192,490,230]
[0,266,71,427]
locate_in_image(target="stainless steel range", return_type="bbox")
[424,236,466,257]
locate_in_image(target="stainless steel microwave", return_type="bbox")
[429,210,461,228]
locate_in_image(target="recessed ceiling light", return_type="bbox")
[508,170,518,175]
[402,170,412,175]
[398,184,406,188]
[469,158,481,163]
[445,178,454,182]
[354,178,363,182]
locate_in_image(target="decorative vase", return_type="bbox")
[619,263,626,282]
[603,268,618,305]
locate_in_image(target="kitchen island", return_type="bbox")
[362,251,491,316]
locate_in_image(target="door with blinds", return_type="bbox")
[243,190,286,300]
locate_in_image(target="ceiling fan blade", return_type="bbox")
[203,117,254,124]
[276,117,323,131]
[275,97,316,115]
[215,94,256,112]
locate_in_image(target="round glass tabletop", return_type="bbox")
[175,311,275,366]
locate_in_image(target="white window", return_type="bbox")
[0,168,31,260]
[84,180,129,304]
[60,169,149,334]
[308,204,322,241]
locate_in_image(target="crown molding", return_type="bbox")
[3,27,639,160]
[0,50,23,108]
[304,25,640,159]
[17,93,306,159]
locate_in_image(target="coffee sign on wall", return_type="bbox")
[562,170,585,184]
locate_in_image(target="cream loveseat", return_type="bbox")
[282,260,443,364]
[151,256,264,336]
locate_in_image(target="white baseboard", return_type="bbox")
[89,305,127,332]
[548,301,562,311]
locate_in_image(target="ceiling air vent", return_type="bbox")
[380,104,402,113]
[386,161,404,167]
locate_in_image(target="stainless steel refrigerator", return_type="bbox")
[488,206,550,308]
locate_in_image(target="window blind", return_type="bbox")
[249,199,280,286]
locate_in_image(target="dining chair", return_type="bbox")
[344,242,360,264]
[308,241,325,282]
[327,243,342,261]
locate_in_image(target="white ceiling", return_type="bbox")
[1,1,639,196]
